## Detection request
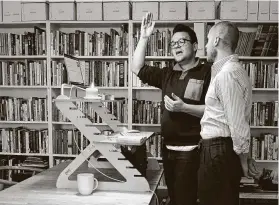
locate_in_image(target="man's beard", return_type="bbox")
[207,48,217,63]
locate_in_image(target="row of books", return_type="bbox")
[51,60,129,87]
[133,61,278,88]
[53,99,128,123]
[0,60,47,86]
[0,59,277,89]
[0,97,48,122]
[1,127,277,163]
[133,28,173,57]
[250,101,278,127]
[132,99,278,127]
[0,97,277,126]
[53,130,163,157]
[243,62,278,88]
[0,156,48,182]
[250,25,278,57]
[50,26,129,56]
[132,99,161,124]
[147,133,162,158]
[1,24,277,57]
[235,25,279,56]
[0,128,49,154]
[251,134,278,160]
[133,25,278,57]
[0,27,46,56]
[53,129,89,155]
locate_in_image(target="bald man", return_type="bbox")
[197,21,261,205]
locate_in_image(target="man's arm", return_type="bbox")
[216,71,250,155]
[164,94,205,118]
[131,37,149,75]
[182,104,205,118]
[131,13,165,89]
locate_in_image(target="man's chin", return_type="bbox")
[207,55,215,63]
[174,56,183,63]
[174,55,192,63]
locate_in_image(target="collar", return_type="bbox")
[173,58,201,71]
[211,54,239,78]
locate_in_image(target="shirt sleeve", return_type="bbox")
[215,71,250,154]
[137,64,164,89]
[200,64,212,104]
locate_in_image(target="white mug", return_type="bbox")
[77,173,98,195]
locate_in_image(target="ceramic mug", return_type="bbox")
[77,173,98,195]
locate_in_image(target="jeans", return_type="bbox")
[162,145,199,205]
[198,137,242,205]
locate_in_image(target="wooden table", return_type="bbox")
[239,190,278,205]
[0,161,164,205]
[240,191,278,200]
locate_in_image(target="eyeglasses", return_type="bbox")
[170,38,192,48]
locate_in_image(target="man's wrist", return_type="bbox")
[140,36,149,41]
[181,103,188,113]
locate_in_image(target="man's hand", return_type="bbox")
[164,93,186,112]
[247,158,261,180]
[240,154,261,180]
[140,12,155,39]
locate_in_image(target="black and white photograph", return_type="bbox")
[0,0,277,205]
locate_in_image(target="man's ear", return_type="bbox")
[213,37,220,47]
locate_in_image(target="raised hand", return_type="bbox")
[140,12,155,39]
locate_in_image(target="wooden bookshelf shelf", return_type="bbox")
[250,126,278,129]
[0,152,49,156]
[0,55,46,59]
[0,21,46,25]
[256,160,278,163]
[132,87,278,91]
[252,88,278,91]
[51,86,128,89]
[132,20,278,25]
[49,20,129,26]
[132,124,278,129]
[53,154,77,158]
[52,122,128,126]
[0,121,48,124]
[143,56,278,60]
[133,87,160,90]
[132,20,216,25]
[145,56,206,60]
[133,124,161,127]
[51,56,129,60]
[239,56,278,60]
[0,86,48,89]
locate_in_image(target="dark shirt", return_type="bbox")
[137,60,211,146]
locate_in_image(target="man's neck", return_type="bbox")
[179,57,197,72]
[214,51,234,63]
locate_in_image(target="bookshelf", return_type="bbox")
[0,11,278,183]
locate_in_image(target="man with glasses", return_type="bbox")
[131,12,211,205]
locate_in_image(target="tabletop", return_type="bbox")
[0,161,164,205]
[240,191,278,200]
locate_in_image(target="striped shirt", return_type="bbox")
[200,54,252,154]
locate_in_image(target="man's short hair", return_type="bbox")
[173,24,198,44]
[214,21,239,52]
